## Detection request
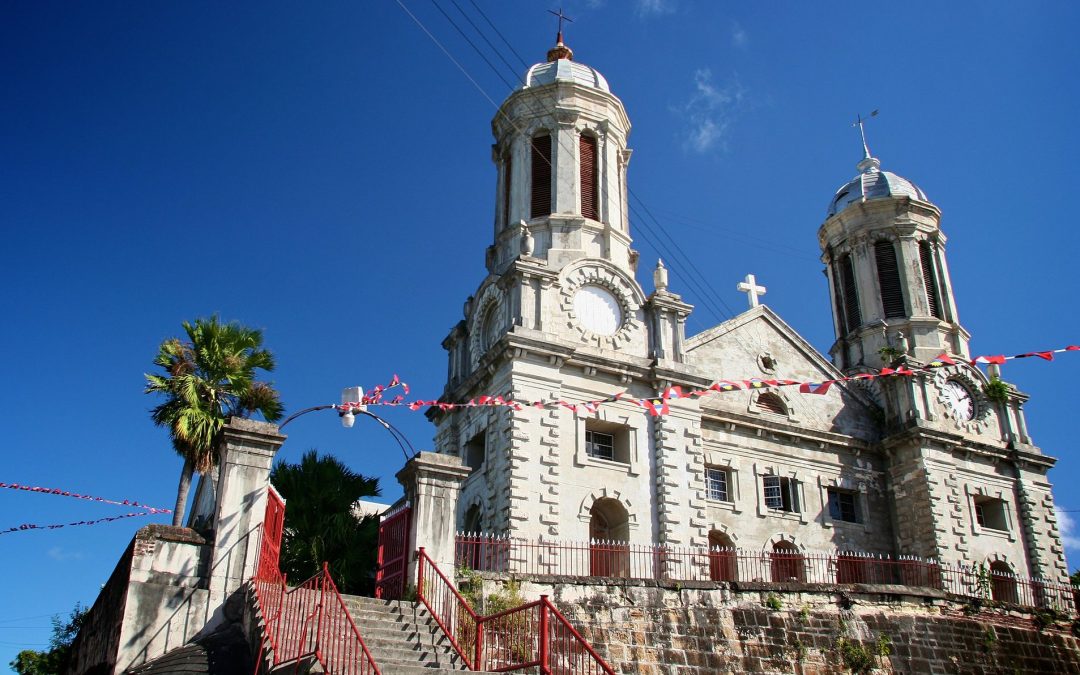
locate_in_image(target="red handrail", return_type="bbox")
[416,547,481,669]
[417,548,615,674]
[253,565,382,674]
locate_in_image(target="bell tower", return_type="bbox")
[818,132,969,372]
[486,33,633,278]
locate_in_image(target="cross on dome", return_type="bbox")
[546,8,575,61]
[737,274,766,308]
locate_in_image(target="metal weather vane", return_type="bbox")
[852,109,879,160]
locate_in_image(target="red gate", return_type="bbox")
[374,505,411,599]
[257,485,286,580]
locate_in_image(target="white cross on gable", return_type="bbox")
[737,273,766,308]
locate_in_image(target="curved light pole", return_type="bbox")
[278,387,417,463]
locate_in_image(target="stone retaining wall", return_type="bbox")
[465,574,1080,674]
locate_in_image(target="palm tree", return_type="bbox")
[145,316,283,527]
[271,450,382,595]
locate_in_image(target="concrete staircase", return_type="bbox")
[340,595,474,674]
[252,585,505,674]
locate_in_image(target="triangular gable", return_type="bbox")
[685,304,876,410]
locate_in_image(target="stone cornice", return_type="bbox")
[881,418,1057,468]
[700,407,875,453]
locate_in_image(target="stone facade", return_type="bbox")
[431,39,1069,586]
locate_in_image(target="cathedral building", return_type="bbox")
[430,36,1068,584]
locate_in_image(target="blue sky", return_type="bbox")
[2,1,1079,664]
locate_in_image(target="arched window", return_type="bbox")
[989,561,1019,604]
[531,134,552,219]
[463,505,482,533]
[589,498,630,577]
[757,392,787,416]
[579,133,599,220]
[919,240,943,319]
[770,541,806,583]
[874,240,905,318]
[708,531,738,582]
[834,254,861,334]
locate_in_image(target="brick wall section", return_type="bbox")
[473,575,1080,674]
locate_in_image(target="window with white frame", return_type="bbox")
[827,488,860,523]
[974,496,1009,531]
[763,475,799,513]
[705,467,731,502]
[584,419,631,464]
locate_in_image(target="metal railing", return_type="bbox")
[455,533,1078,614]
[253,564,381,675]
[417,548,615,674]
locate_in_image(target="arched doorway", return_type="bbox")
[770,541,806,583]
[989,560,1019,604]
[708,531,738,582]
[589,498,630,577]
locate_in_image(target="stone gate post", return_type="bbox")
[396,452,471,586]
[207,418,286,614]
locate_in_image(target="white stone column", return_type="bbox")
[207,418,285,611]
[397,452,471,585]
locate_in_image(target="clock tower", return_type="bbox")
[432,34,699,546]
[819,144,1066,581]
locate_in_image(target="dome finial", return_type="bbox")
[852,109,880,173]
[546,7,575,61]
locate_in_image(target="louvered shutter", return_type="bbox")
[758,393,787,415]
[531,134,552,219]
[831,266,849,335]
[875,240,905,318]
[919,241,943,319]
[580,134,598,220]
[840,255,862,331]
[503,153,512,227]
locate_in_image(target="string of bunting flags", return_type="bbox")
[0,511,156,536]
[0,482,172,513]
[0,482,172,536]
[344,344,1080,418]
[5,344,1074,536]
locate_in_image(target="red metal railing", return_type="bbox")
[455,534,1078,614]
[252,487,381,675]
[417,548,615,674]
[253,564,381,675]
[416,547,480,669]
[375,505,411,600]
[256,486,285,582]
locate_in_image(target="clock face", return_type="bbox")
[573,285,623,336]
[943,380,975,420]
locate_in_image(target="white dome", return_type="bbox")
[827,157,930,217]
[522,59,610,93]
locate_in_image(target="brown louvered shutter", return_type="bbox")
[875,240,906,318]
[919,241,943,319]
[758,393,787,415]
[531,134,552,219]
[840,254,861,331]
[503,153,512,227]
[831,265,849,335]
[580,134,598,220]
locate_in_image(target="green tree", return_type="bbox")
[145,316,283,527]
[271,450,381,595]
[9,603,88,675]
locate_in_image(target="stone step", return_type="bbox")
[252,590,492,674]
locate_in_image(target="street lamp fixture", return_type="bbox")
[277,386,416,462]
